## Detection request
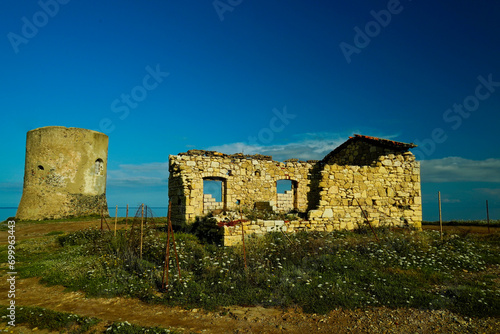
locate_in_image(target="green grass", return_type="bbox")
[0,306,182,333]
[422,219,500,227]
[105,321,181,333]
[1,215,102,224]
[0,215,103,231]
[45,230,65,236]
[0,306,99,333]
[0,215,169,231]
[10,225,500,318]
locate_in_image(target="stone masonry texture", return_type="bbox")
[169,151,312,223]
[16,126,109,220]
[169,134,422,242]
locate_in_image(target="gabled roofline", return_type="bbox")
[321,134,417,163]
[350,134,417,149]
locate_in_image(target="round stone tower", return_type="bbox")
[16,126,109,220]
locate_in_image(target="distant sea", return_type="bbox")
[0,206,169,221]
[109,206,169,218]
[0,207,17,221]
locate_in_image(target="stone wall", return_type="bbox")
[169,151,314,223]
[16,126,109,220]
[203,194,223,214]
[276,190,294,212]
[308,161,421,229]
[223,219,331,246]
[169,135,422,233]
[308,137,422,229]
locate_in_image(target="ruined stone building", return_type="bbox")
[169,134,422,235]
[16,126,108,220]
[16,127,421,236]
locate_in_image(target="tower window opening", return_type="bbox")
[95,159,104,176]
[37,165,44,171]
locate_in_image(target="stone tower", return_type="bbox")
[16,126,109,220]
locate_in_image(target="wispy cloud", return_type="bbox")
[206,140,342,162]
[474,188,500,199]
[107,162,169,187]
[207,131,401,162]
[421,157,500,183]
[106,131,407,188]
[442,198,461,203]
[0,182,23,190]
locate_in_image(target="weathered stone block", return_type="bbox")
[322,208,334,218]
[308,210,323,218]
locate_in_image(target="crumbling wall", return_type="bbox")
[308,140,422,229]
[276,190,294,212]
[169,135,422,232]
[169,151,314,224]
[203,194,223,214]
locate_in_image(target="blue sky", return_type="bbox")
[1,0,499,221]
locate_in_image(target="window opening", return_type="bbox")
[276,179,297,211]
[95,159,104,175]
[203,177,227,214]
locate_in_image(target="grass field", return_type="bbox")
[6,220,499,319]
[423,220,500,227]
[0,305,182,333]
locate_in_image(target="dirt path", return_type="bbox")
[0,276,284,333]
[1,275,498,333]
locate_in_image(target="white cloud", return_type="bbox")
[107,162,169,187]
[421,157,500,183]
[0,182,23,190]
[106,131,406,188]
[116,162,169,171]
[206,140,341,162]
[474,188,500,199]
[207,132,400,161]
[442,198,461,203]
